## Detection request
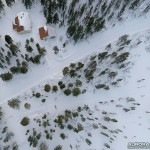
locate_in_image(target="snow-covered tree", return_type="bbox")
[22,0,33,9]
[5,0,15,7]
[0,0,4,13]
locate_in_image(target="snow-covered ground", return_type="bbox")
[0,1,150,150]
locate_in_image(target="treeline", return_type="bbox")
[42,0,106,43]
[0,0,150,43]
[40,0,148,43]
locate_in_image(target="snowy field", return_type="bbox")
[0,0,150,150]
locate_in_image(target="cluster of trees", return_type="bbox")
[1,62,29,81]
[20,117,30,126]
[4,0,34,9]
[0,35,16,69]
[42,79,84,97]
[61,48,126,91]
[0,0,35,11]
[25,39,46,64]
[41,0,106,43]
[22,0,34,9]
[42,0,67,24]
[0,35,46,81]
[1,72,13,81]
[62,59,97,83]
[41,0,147,43]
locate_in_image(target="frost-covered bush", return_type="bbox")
[60,84,65,89]
[53,46,59,54]
[109,72,118,78]
[20,66,28,74]
[117,34,131,46]
[32,55,41,64]
[68,83,73,88]
[114,52,130,64]
[52,85,58,92]
[60,133,66,140]
[67,124,73,130]
[104,143,110,148]
[98,52,108,61]
[1,72,13,81]
[8,99,21,109]
[44,84,51,92]
[85,138,92,146]
[35,93,41,98]
[69,69,77,77]
[54,145,62,150]
[42,99,46,103]
[76,62,84,70]
[84,60,97,82]
[39,142,48,150]
[72,88,81,96]
[24,103,31,110]
[20,117,30,126]
[62,67,69,76]
[25,44,33,52]
[10,66,20,74]
[64,89,71,96]
[58,81,63,86]
[75,80,82,87]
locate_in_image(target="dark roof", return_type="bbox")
[39,27,49,40]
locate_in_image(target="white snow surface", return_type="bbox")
[47,26,56,38]
[43,25,48,32]
[0,1,150,150]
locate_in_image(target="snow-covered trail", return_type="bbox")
[1,16,150,105]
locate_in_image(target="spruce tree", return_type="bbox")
[5,35,13,44]
[67,25,76,37]
[9,43,19,56]
[22,0,33,9]
[53,13,59,24]
[5,0,15,7]
[40,0,45,5]
[1,72,13,81]
[47,13,53,24]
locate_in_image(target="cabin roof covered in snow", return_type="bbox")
[16,12,31,31]
[39,25,56,40]
[44,25,48,31]
[39,26,49,40]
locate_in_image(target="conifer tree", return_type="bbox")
[40,0,45,6]
[53,13,59,24]
[5,35,13,44]
[1,72,13,81]
[0,0,4,13]
[47,13,53,24]
[5,0,15,7]
[22,0,33,9]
